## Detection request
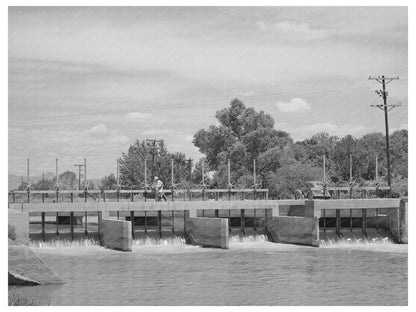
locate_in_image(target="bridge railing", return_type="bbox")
[7,188,270,204]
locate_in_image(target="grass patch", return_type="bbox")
[8,290,46,306]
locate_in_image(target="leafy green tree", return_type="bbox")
[193,98,294,187]
[58,171,77,190]
[101,173,118,190]
[33,178,54,190]
[118,140,189,188]
[355,132,386,181]
[267,162,323,199]
[389,129,408,178]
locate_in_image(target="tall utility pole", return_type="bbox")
[56,159,59,188]
[187,158,193,183]
[84,158,87,188]
[145,139,164,178]
[116,159,120,187]
[369,75,400,197]
[74,164,84,190]
[27,158,30,188]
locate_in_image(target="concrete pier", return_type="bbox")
[98,211,132,251]
[267,216,320,247]
[8,209,29,245]
[185,209,229,248]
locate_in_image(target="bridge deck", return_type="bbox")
[9,200,282,213]
[8,198,402,214]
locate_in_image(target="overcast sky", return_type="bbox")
[8,6,408,178]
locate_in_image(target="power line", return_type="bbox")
[368,75,401,197]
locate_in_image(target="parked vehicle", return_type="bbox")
[304,181,331,199]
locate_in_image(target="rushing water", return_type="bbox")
[10,236,407,306]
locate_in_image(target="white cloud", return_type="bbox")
[86,124,108,134]
[126,112,152,120]
[276,98,311,113]
[255,20,330,41]
[108,135,129,144]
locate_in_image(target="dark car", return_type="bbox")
[304,181,331,200]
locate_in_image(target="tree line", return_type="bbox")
[15,99,408,198]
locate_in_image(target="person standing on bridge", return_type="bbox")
[153,176,167,202]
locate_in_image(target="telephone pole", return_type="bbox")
[74,164,84,190]
[369,75,401,197]
[145,139,164,178]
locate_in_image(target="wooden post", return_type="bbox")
[158,210,162,238]
[350,209,353,232]
[144,211,148,236]
[70,192,73,203]
[335,209,341,236]
[183,210,187,232]
[12,192,16,203]
[84,212,88,236]
[41,212,45,242]
[323,209,326,233]
[171,211,175,234]
[229,209,231,233]
[42,193,45,203]
[240,209,245,237]
[214,209,219,218]
[253,209,257,232]
[27,158,30,203]
[103,192,106,202]
[130,211,135,239]
[70,212,74,241]
[375,208,379,233]
[215,192,219,201]
[117,211,120,220]
[362,209,367,237]
[56,212,59,235]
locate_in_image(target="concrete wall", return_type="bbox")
[286,205,307,217]
[387,199,408,243]
[8,209,29,245]
[98,211,132,251]
[267,216,319,247]
[185,215,229,249]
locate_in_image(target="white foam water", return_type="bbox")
[132,236,186,247]
[319,236,393,247]
[229,234,269,245]
[30,238,100,249]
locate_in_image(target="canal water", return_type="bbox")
[10,236,407,306]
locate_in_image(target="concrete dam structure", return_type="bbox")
[8,197,407,251]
